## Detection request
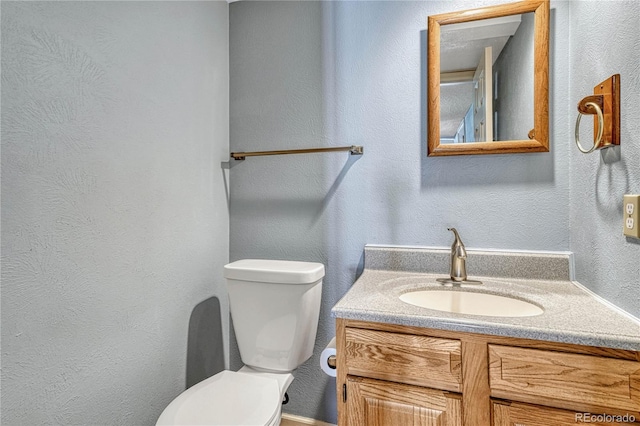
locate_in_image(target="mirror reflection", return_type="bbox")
[427,0,549,156]
[440,13,534,144]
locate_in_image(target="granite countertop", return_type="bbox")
[331,246,640,351]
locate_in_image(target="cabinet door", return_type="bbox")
[346,376,462,426]
[492,400,640,426]
[344,327,462,392]
[489,344,640,412]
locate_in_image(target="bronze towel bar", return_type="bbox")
[230,145,363,160]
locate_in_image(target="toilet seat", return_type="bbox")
[156,370,281,426]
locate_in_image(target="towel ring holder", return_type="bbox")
[574,74,620,154]
[575,101,604,154]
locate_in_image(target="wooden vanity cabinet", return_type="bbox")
[336,319,640,426]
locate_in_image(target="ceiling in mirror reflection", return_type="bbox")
[440,15,522,73]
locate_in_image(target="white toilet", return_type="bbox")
[157,259,325,426]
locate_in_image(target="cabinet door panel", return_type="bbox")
[489,345,640,411]
[347,376,462,426]
[345,327,462,392]
[492,400,640,425]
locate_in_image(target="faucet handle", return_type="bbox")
[448,228,467,281]
[447,228,466,254]
[438,227,482,285]
[447,228,461,240]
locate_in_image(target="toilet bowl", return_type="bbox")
[156,367,292,426]
[157,259,324,426]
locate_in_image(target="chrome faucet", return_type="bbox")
[447,228,467,282]
[436,228,482,285]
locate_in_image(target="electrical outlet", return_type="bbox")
[623,194,640,238]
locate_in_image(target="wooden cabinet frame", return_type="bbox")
[336,318,640,426]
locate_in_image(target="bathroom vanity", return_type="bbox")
[332,246,640,426]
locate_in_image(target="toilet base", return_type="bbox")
[238,365,295,404]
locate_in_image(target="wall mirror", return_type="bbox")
[427,0,549,156]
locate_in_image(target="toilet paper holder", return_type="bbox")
[320,337,337,377]
[327,355,336,369]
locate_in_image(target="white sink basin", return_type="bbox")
[399,290,543,317]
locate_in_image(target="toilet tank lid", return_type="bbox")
[224,259,325,284]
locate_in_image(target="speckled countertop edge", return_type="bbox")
[331,248,640,351]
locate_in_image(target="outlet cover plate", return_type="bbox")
[623,194,640,238]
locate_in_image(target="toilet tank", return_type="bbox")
[224,259,324,372]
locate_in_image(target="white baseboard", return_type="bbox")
[280,413,336,426]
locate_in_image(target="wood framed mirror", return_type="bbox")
[427,0,549,156]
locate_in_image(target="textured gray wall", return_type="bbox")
[230,1,571,423]
[568,1,640,317]
[4,1,636,426]
[493,12,534,141]
[1,2,229,424]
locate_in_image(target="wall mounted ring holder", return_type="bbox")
[575,74,620,154]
